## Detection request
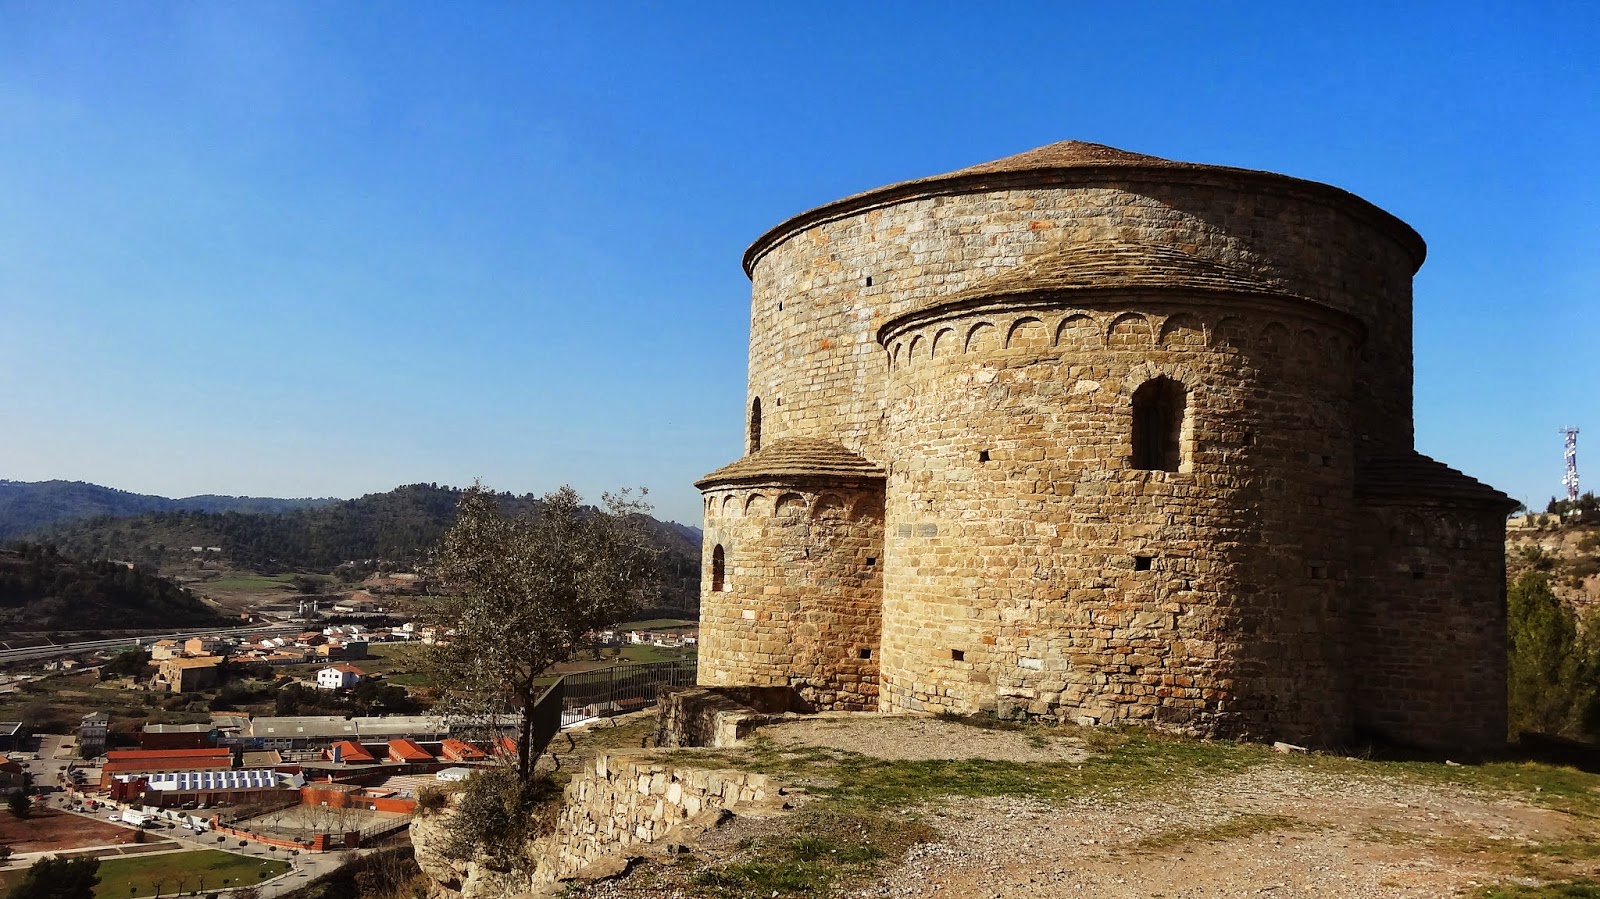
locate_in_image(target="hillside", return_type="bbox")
[0,543,229,635]
[0,479,334,541]
[1506,514,1600,612]
[30,483,702,612]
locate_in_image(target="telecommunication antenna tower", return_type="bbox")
[1561,426,1580,503]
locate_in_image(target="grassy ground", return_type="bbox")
[622,720,1600,899]
[196,574,301,593]
[92,849,289,899]
[614,618,696,631]
[0,849,289,899]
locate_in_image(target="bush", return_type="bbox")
[441,768,562,866]
[414,786,449,816]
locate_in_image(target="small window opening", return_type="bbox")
[950,649,965,662]
[1134,555,1153,571]
[1309,564,1328,580]
[858,648,873,660]
[748,398,762,454]
[1131,377,1186,472]
[977,450,991,463]
[865,557,877,567]
[1243,432,1255,446]
[1411,567,1426,580]
[778,301,783,311]
[711,545,726,593]
[1321,455,1334,467]
[865,275,873,287]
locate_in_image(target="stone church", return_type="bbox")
[695,141,1513,752]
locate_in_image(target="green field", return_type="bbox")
[0,850,289,899]
[198,574,300,593]
[615,618,695,630]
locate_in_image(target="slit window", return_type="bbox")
[1131,377,1187,472]
[711,544,726,593]
[748,398,762,454]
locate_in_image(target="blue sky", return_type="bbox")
[1,3,1594,525]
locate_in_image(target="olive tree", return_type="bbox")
[428,484,661,782]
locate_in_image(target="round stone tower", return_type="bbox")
[698,141,1513,751]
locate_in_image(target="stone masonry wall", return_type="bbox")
[699,480,883,710]
[746,180,1419,467]
[533,751,788,885]
[878,298,1357,743]
[1351,501,1509,754]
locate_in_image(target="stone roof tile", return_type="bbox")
[949,240,1298,305]
[696,438,885,488]
[1357,451,1516,509]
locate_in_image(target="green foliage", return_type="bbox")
[0,479,331,543]
[6,790,30,819]
[0,543,227,633]
[99,648,151,679]
[414,785,449,816]
[441,768,562,867]
[2,856,99,899]
[429,485,663,781]
[29,483,700,612]
[1507,571,1600,739]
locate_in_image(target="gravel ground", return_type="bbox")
[563,716,1600,899]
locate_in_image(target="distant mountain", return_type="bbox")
[0,543,229,635]
[0,480,335,542]
[29,483,702,612]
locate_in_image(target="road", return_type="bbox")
[0,624,300,665]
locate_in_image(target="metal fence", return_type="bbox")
[528,659,699,752]
[559,659,698,717]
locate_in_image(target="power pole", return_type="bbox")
[1561,426,1580,504]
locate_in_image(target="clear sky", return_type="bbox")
[1,3,1595,525]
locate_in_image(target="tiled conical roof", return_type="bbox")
[1357,452,1515,509]
[696,438,885,489]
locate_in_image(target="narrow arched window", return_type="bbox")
[1131,377,1186,472]
[711,544,726,592]
[748,398,762,454]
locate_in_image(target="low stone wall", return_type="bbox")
[533,750,790,885]
[656,687,775,748]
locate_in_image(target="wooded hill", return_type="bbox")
[28,483,703,612]
[0,543,229,634]
[0,479,334,542]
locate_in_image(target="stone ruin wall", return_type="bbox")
[877,299,1358,743]
[744,177,1421,466]
[698,480,883,711]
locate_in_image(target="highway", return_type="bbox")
[0,623,302,664]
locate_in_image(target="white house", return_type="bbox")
[315,664,365,691]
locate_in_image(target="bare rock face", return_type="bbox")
[408,808,468,896]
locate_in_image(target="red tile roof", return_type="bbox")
[440,738,487,761]
[327,740,377,763]
[387,739,433,763]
